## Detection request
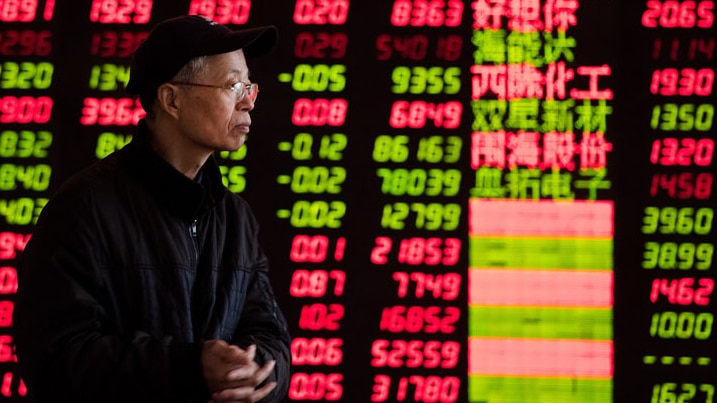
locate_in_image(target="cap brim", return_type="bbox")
[208,25,278,59]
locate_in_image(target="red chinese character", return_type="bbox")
[472,131,506,169]
[472,0,508,29]
[544,0,578,32]
[580,132,612,170]
[545,61,574,100]
[506,131,540,168]
[507,0,543,32]
[506,63,544,99]
[471,64,507,99]
[542,131,576,170]
[570,65,614,100]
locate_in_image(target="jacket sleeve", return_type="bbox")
[12,191,209,402]
[230,204,292,403]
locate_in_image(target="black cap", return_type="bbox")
[126,15,278,108]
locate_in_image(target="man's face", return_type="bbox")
[175,49,255,154]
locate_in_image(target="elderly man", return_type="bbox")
[14,15,291,403]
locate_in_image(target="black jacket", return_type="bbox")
[13,124,291,402]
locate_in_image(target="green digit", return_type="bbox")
[694,208,713,235]
[443,169,461,196]
[319,133,347,161]
[292,133,313,160]
[659,207,677,234]
[406,169,426,196]
[443,204,461,230]
[643,242,660,269]
[0,131,19,158]
[391,66,410,94]
[409,66,427,94]
[675,207,695,234]
[426,67,444,94]
[642,206,659,234]
[425,169,441,196]
[677,243,695,270]
[696,244,713,270]
[444,136,462,163]
[444,67,461,94]
[327,167,346,194]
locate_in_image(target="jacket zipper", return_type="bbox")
[189,219,199,266]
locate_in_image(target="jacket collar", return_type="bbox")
[118,120,227,219]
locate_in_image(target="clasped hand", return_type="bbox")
[202,340,277,403]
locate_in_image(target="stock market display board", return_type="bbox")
[0,0,715,402]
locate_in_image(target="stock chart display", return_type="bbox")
[0,0,714,402]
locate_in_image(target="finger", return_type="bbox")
[212,381,278,403]
[210,385,257,403]
[228,359,274,383]
[248,381,278,402]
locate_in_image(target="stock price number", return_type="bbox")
[285,64,346,92]
[392,272,461,300]
[0,0,55,22]
[289,269,345,298]
[0,30,51,56]
[651,383,715,403]
[291,337,342,366]
[650,173,712,200]
[0,301,10,326]
[90,31,148,58]
[0,163,51,191]
[289,234,346,263]
[0,62,53,90]
[218,165,245,193]
[642,0,714,28]
[294,32,347,59]
[381,202,461,230]
[650,311,713,340]
[298,303,344,331]
[89,0,152,24]
[390,100,462,129]
[651,103,714,131]
[650,138,713,166]
[293,0,349,25]
[373,135,462,164]
[80,97,145,126]
[277,200,345,228]
[291,98,347,127]
[0,233,30,260]
[188,0,251,25]
[379,305,459,333]
[650,68,714,97]
[0,130,52,158]
[392,66,460,95]
[96,132,132,158]
[0,197,47,226]
[372,374,460,403]
[0,265,17,293]
[288,372,343,401]
[89,64,130,91]
[371,236,460,266]
[377,34,463,61]
[642,206,713,235]
[280,132,347,161]
[650,277,713,305]
[0,96,52,124]
[643,242,713,270]
[371,339,459,369]
[390,0,464,27]
[377,168,460,197]
[281,165,346,194]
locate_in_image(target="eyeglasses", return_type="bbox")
[171,81,259,102]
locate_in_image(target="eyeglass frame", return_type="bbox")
[170,81,259,103]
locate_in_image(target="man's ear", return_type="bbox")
[156,83,181,119]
